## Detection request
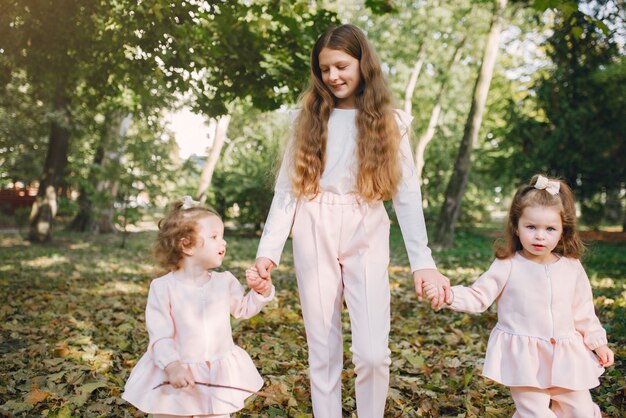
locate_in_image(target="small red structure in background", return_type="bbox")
[0,183,38,214]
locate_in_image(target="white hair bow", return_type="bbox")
[534,175,560,195]
[181,195,200,209]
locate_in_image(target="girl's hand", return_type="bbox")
[422,281,454,309]
[594,345,615,367]
[246,267,272,297]
[422,282,440,307]
[164,361,195,389]
[414,269,452,309]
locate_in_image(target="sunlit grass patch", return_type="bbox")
[94,281,147,296]
[68,241,92,250]
[22,254,70,269]
[0,234,29,247]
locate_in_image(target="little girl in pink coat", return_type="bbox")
[424,175,614,418]
[122,197,274,418]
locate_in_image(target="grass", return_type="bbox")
[0,224,624,417]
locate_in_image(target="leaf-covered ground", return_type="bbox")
[0,225,624,417]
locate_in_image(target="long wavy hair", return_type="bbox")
[291,24,402,201]
[495,175,585,260]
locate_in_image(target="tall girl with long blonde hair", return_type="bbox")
[253,24,450,417]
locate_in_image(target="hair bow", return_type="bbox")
[180,195,200,209]
[534,175,560,195]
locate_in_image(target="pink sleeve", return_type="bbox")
[448,258,512,313]
[227,272,275,319]
[145,279,180,370]
[572,260,608,350]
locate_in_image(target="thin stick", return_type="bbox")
[152,381,272,397]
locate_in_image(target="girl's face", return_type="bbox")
[188,215,227,269]
[318,47,361,109]
[516,205,563,264]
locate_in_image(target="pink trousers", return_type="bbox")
[510,386,602,418]
[291,193,392,418]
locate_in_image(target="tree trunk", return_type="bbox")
[67,136,105,232]
[404,44,425,114]
[604,189,621,225]
[67,112,129,233]
[622,195,626,233]
[28,88,71,242]
[415,37,466,185]
[196,114,231,203]
[434,0,507,248]
[96,113,131,233]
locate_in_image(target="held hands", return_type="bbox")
[246,266,273,297]
[164,361,195,389]
[594,345,615,367]
[254,257,275,280]
[423,281,449,307]
[413,268,452,310]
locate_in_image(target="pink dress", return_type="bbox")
[122,271,274,416]
[449,253,607,390]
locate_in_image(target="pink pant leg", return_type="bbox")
[510,386,557,418]
[292,197,345,418]
[292,195,392,418]
[511,386,602,418]
[340,201,391,418]
[549,387,602,418]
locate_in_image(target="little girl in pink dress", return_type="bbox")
[122,197,274,418]
[424,175,614,417]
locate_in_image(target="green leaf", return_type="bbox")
[267,406,286,416]
[71,381,108,407]
[1,400,34,413]
[571,26,583,39]
[405,353,425,368]
[50,405,73,418]
[596,20,610,35]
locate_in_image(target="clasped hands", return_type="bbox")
[246,257,275,297]
[414,268,453,310]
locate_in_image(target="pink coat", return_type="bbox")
[449,253,607,390]
[122,271,274,415]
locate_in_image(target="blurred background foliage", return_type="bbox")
[0,0,624,239]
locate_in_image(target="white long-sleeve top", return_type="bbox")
[256,108,436,272]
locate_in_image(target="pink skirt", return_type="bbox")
[482,325,604,390]
[122,345,263,415]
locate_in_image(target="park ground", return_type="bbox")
[0,224,624,417]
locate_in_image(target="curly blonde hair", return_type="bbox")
[495,175,585,260]
[291,24,402,201]
[153,200,221,271]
